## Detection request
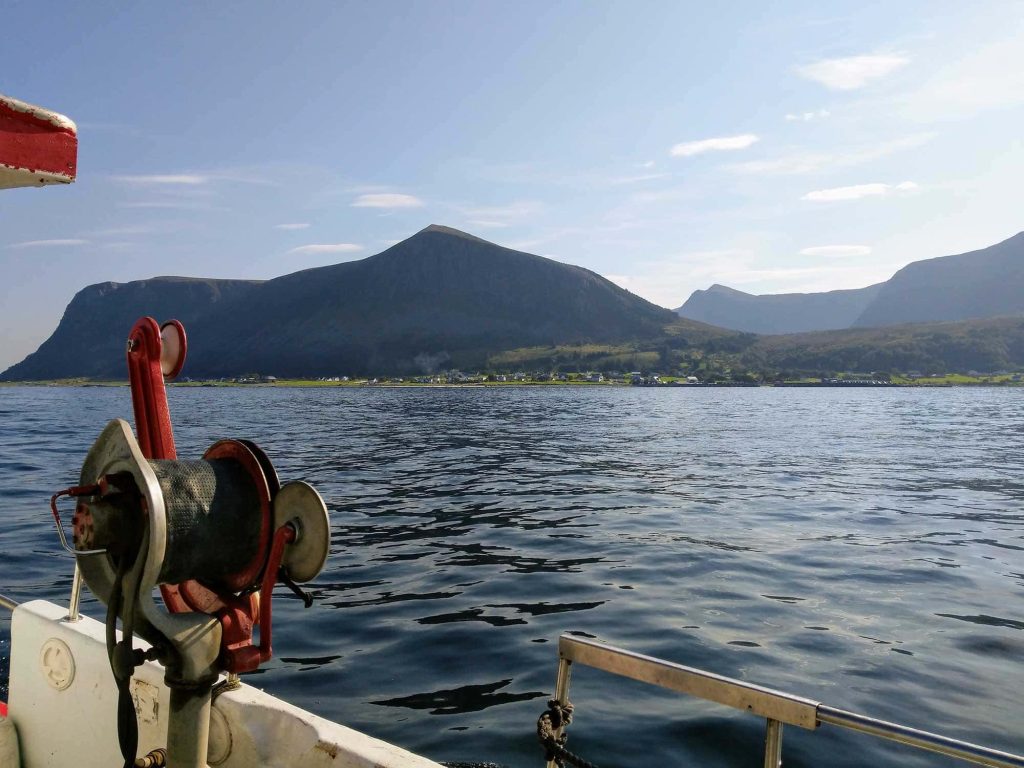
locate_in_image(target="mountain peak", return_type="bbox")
[413,224,496,246]
[707,284,748,296]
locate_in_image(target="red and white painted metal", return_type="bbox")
[0,94,78,189]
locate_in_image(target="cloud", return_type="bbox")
[113,174,209,185]
[351,193,424,209]
[802,181,918,201]
[607,252,901,306]
[897,32,1024,119]
[605,249,756,307]
[799,245,873,257]
[117,201,223,210]
[8,238,89,249]
[797,55,909,90]
[785,109,830,122]
[459,201,541,229]
[466,220,511,229]
[606,172,671,185]
[111,170,273,186]
[728,134,933,176]
[670,134,759,157]
[274,223,310,230]
[286,243,364,255]
[89,225,157,236]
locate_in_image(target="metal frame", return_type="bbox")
[549,634,1024,768]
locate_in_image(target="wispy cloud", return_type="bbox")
[274,223,310,230]
[608,249,899,305]
[728,133,934,176]
[785,109,830,122]
[286,243,364,255]
[460,200,541,229]
[113,174,210,185]
[117,201,223,210]
[802,181,918,201]
[89,225,158,236]
[351,193,424,209]
[8,238,89,249]
[670,134,759,157]
[799,245,873,257]
[898,32,1024,118]
[606,172,671,186]
[797,54,909,90]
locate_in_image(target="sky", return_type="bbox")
[2,1,1024,371]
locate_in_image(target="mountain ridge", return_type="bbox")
[676,231,1024,335]
[2,225,679,379]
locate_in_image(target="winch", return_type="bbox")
[48,317,330,768]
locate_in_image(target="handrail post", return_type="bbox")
[764,718,783,768]
[67,562,83,622]
[545,655,573,768]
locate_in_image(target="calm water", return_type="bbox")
[1,385,1022,767]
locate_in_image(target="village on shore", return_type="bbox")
[180,368,1024,388]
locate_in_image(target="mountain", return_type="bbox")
[853,232,1024,327]
[742,315,1024,375]
[2,277,261,380]
[676,283,882,334]
[676,231,1024,334]
[2,225,679,379]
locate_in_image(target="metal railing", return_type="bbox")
[549,634,1024,768]
[0,592,18,612]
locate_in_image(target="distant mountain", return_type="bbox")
[676,232,1024,334]
[853,232,1024,327]
[676,283,882,334]
[2,225,678,379]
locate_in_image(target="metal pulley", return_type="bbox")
[48,316,331,768]
[70,421,329,609]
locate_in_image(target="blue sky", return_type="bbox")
[3,1,1024,370]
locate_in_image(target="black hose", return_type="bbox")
[105,553,138,768]
[105,512,150,768]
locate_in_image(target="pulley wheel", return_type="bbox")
[272,480,330,583]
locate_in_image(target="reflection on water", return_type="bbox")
[1,385,1022,767]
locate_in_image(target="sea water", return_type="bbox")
[1,385,1021,767]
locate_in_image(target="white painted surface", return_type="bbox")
[8,600,445,768]
[8,600,169,766]
[0,714,20,768]
[0,94,77,132]
[0,164,75,189]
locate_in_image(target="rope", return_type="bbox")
[133,748,167,767]
[537,699,601,768]
[211,675,242,702]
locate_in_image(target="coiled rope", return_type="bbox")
[537,699,600,768]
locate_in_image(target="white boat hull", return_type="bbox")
[6,600,443,768]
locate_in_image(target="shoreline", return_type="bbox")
[2,379,1022,389]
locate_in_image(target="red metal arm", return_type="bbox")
[126,317,179,460]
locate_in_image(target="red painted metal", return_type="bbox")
[218,596,262,673]
[259,524,296,664]
[124,316,287,673]
[201,439,272,590]
[126,318,178,461]
[125,317,194,612]
[0,97,77,179]
[0,700,7,718]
